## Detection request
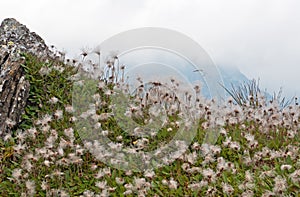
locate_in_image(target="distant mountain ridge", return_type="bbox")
[218,66,250,89]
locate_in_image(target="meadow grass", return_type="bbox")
[0,54,299,196]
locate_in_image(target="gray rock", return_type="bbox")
[0,18,55,137]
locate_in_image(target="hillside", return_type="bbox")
[0,18,300,196]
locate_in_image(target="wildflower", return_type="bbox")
[280,164,292,171]
[36,114,52,125]
[65,105,74,113]
[182,163,190,171]
[188,182,201,191]
[64,128,74,140]
[188,180,208,191]
[229,141,240,151]
[287,130,296,139]
[12,168,22,181]
[167,127,173,132]
[44,160,52,167]
[161,179,168,186]
[186,167,202,174]
[13,143,27,154]
[222,182,234,195]
[59,137,73,148]
[25,180,36,196]
[144,169,155,179]
[217,157,227,172]
[115,177,125,185]
[80,46,91,59]
[57,147,64,156]
[123,190,133,195]
[48,97,59,104]
[289,169,300,184]
[16,130,27,142]
[244,133,255,142]
[191,142,201,150]
[26,127,37,139]
[22,160,33,172]
[200,143,211,156]
[45,135,57,148]
[54,110,63,119]
[75,146,85,155]
[59,190,69,197]
[41,181,49,191]
[95,180,107,190]
[5,118,16,128]
[52,169,64,177]
[169,177,178,189]
[206,186,217,196]
[241,190,254,197]
[116,135,123,141]
[202,168,216,183]
[185,151,198,164]
[210,145,221,155]
[69,116,77,122]
[41,125,51,133]
[261,191,276,197]
[245,170,253,182]
[82,190,95,197]
[273,175,287,194]
[69,153,83,164]
[3,133,12,142]
[103,167,111,176]
[223,136,232,147]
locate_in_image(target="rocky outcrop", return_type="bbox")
[0,18,57,137]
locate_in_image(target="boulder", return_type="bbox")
[0,18,56,137]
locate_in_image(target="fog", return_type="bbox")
[1,0,300,97]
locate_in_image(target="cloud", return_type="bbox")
[1,0,299,97]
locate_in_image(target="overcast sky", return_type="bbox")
[1,0,300,98]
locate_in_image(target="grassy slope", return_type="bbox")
[0,54,299,196]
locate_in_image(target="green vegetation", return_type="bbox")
[0,54,299,196]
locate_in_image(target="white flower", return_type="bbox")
[12,168,22,181]
[3,133,12,141]
[273,175,287,194]
[202,168,216,182]
[37,114,52,125]
[244,133,255,142]
[188,182,201,191]
[280,164,292,171]
[44,160,52,167]
[191,142,201,150]
[222,182,234,195]
[245,170,253,182]
[115,177,125,185]
[289,169,300,184]
[185,151,198,164]
[161,179,168,185]
[57,147,64,156]
[167,127,173,132]
[41,181,49,190]
[48,97,59,104]
[169,177,178,189]
[95,180,107,189]
[123,190,132,195]
[64,128,74,140]
[5,118,16,128]
[144,169,155,179]
[229,141,240,151]
[54,110,63,119]
[25,180,36,196]
[65,105,74,113]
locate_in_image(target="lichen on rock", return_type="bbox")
[0,18,58,137]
